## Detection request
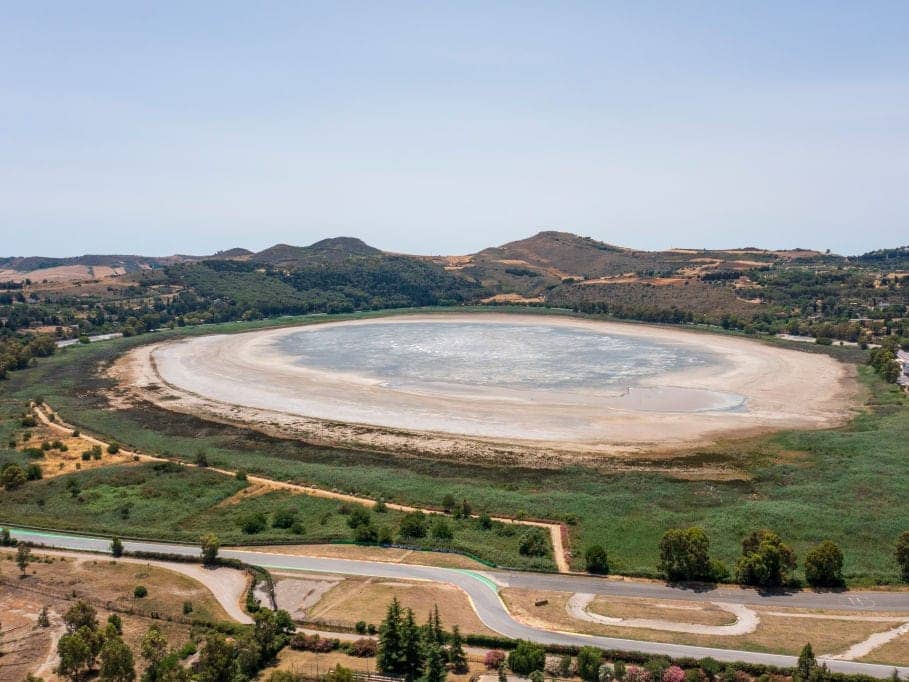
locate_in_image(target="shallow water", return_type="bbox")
[278,322,716,392]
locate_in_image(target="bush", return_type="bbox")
[25,463,43,481]
[485,650,507,670]
[240,512,267,534]
[348,638,378,657]
[291,633,338,653]
[585,545,610,575]
[399,511,427,539]
[735,529,797,587]
[236,469,248,481]
[355,524,378,543]
[804,541,844,587]
[178,642,197,659]
[273,508,298,529]
[508,640,546,675]
[355,620,367,634]
[658,528,713,582]
[107,442,120,454]
[518,528,548,557]
[134,585,148,598]
[625,665,653,682]
[663,666,686,682]
[895,531,909,583]
[431,517,454,540]
[577,646,603,681]
[347,507,371,529]
[183,601,194,615]
[81,450,91,461]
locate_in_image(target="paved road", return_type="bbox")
[9,528,909,678]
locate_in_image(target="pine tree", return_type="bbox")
[430,604,444,646]
[797,643,817,681]
[377,598,404,674]
[424,639,447,682]
[401,608,423,681]
[449,625,468,674]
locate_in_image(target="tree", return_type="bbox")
[253,608,295,663]
[401,607,423,681]
[896,531,909,582]
[197,633,235,682]
[111,537,124,558]
[507,640,546,675]
[658,527,712,582]
[449,625,468,674]
[585,545,610,575]
[426,604,444,646]
[273,508,298,529]
[424,639,446,682]
[431,517,453,541]
[442,493,456,513]
[796,643,817,681]
[735,529,797,587]
[200,533,220,565]
[804,541,844,587]
[577,647,603,682]
[57,630,94,681]
[377,597,404,674]
[99,635,136,682]
[37,605,51,628]
[63,601,98,633]
[519,528,548,557]
[2,462,27,490]
[399,511,427,539]
[17,543,31,574]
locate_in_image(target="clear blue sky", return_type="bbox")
[2,2,907,257]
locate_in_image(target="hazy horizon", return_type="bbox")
[3,3,907,258]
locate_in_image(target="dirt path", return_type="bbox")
[567,593,761,636]
[31,403,571,573]
[831,621,909,661]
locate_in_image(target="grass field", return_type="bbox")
[1,310,907,583]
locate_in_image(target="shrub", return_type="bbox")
[735,529,797,587]
[355,620,367,634]
[240,512,267,534]
[182,601,193,615]
[107,442,120,454]
[347,507,371,529]
[21,416,36,427]
[658,528,713,582]
[178,642,197,658]
[355,524,378,543]
[133,585,148,598]
[507,640,546,675]
[111,537,123,557]
[804,541,844,587]
[431,517,454,541]
[895,531,909,582]
[348,638,377,657]
[273,508,298,529]
[374,498,388,513]
[663,666,686,682]
[518,528,548,557]
[485,650,507,670]
[625,665,652,682]
[585,544,610,575]
[236,469,248,481]
[25,463,43,481]
[577,646,603,681]
[291,633,338,652]
[81,450,91,461]
[2,462,27,490]
[399,511,427,539]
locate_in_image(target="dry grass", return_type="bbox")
[247,543,489,569]
[859,630,909,666]
[0,556,200,681]
[307,576,495,636]
[273,648,487,682]
[16,422,135,479]
[588,595,737,626]
[2,551,230,623]
[500,588,899,657]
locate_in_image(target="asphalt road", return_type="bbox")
[9,528,909,678]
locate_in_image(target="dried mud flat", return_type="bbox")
[109,314,856,468]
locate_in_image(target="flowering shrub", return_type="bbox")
[485,650,507,669]
[625,665,653,682]
[663,666,686,682]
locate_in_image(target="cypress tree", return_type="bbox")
[377,598,404,674]
[449,625,468,674]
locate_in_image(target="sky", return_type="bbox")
[2,2,907,258]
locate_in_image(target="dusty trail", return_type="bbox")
[31,402,571,572]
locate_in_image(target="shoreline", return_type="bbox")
[111,313,857,465]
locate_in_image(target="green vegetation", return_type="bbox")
[1,312,908,582]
